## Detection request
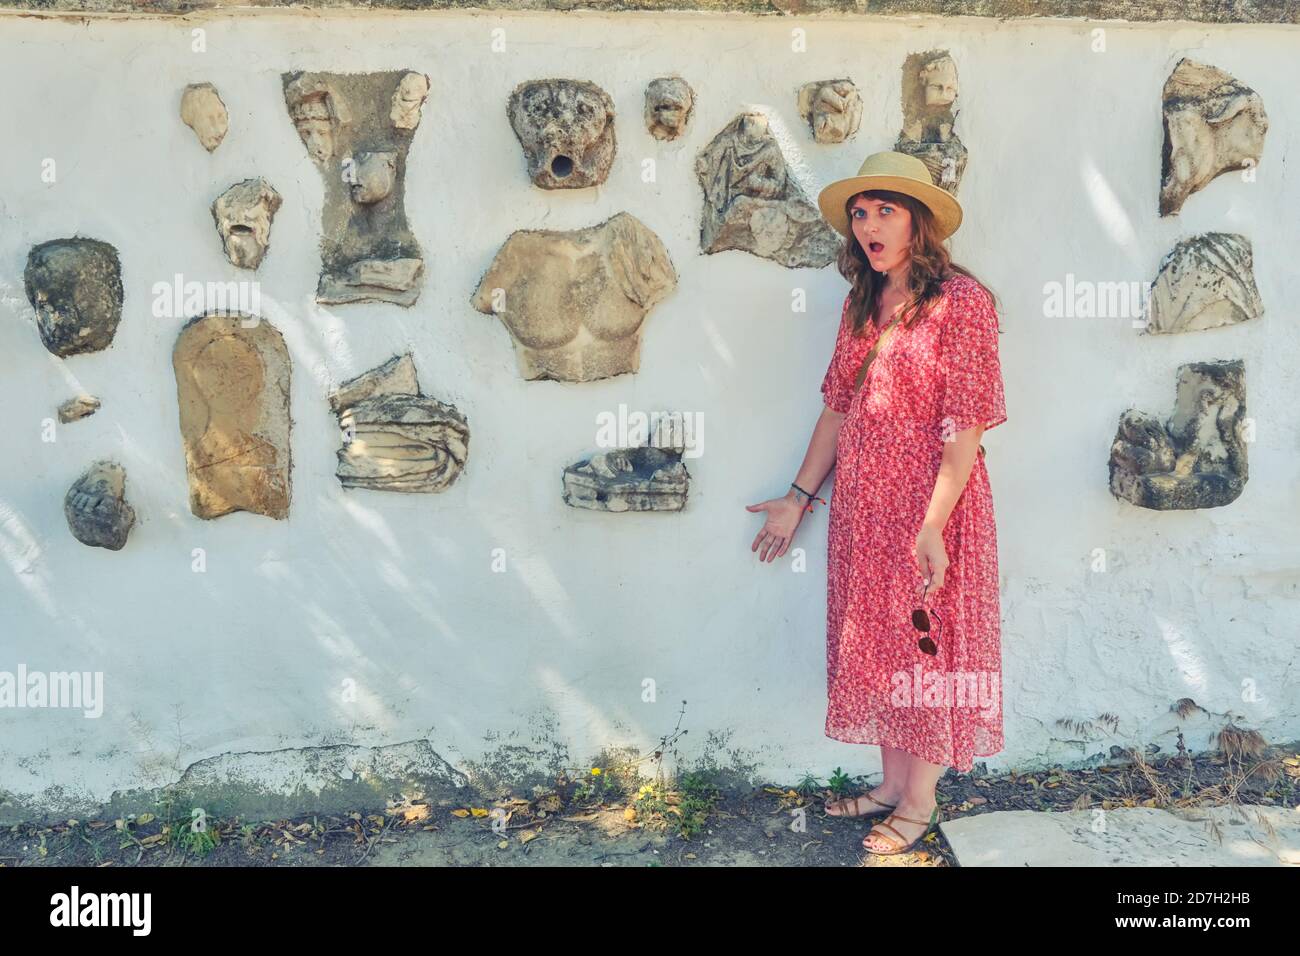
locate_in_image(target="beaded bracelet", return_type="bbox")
[790,482,828,513]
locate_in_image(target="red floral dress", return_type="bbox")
[819,274,1007,773]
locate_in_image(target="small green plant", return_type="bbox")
[827,766,853,796]
[795,772,822,796]
[176,822,221,857]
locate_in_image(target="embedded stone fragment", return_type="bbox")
[895,51,967,194]
[283,70,427,306]
[390,71,430,130]
[58,395,100,423]
[797,79,862,144]
[1160,58,1268,216]
[470,212,677,382]
[65,460,135,550]
[1109,361,1247,510]
[328,353,469,493]
[695,112,840,268]
[508,78,616,189]
[173,313,292,520]
[181,83,229,152]
[562,446,689,512]
[211,179,283,270]
[645,76,694,141]
[23,238,124,358]
[1145,233,1263,335]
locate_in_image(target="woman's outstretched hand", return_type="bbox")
[746,493,806,562]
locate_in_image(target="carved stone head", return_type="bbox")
[644,77,695,141]
[24,238,124,357]
[180,83,229,152]
[286,76,351,164]
[920,55,959,107]
[390,71,430,130]
[211,179,283,270]
[347,151,398,205]
[507,79,617,188]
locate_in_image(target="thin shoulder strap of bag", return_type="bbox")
[853,314,903,392]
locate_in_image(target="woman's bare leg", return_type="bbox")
[863,752,944,851]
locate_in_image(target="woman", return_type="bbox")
[745,151,1008,855]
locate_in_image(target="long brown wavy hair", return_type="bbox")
[837,189,1003,338]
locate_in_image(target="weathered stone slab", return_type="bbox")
[173,313,292,520]
[328,353,469,492]
[1109,360,1247,510]
[696,112,841,268]
[1145,233,1263,334]
[1160,58,1268,216]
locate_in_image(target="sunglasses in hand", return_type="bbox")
[912,578,942,656]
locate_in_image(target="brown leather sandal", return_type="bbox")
[862,806,940,855]
[823,792,897,818]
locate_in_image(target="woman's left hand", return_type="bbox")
[914,525,949,592]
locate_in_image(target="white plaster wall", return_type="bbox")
[1,10,1297,814]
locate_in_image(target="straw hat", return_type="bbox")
[817,150,963,241]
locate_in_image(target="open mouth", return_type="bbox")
[868,241,884,254]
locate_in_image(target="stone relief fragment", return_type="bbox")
[470,212,677,383]
[1145,233,1263,335]
[211,179,283,270]
[173,313,292,520]
[24,238,124,358]
[645,76,695,141]
[563,446,689,513]
[895,51,967,194]
[390,71,430,130]
[695,112,841,268]
[1109,360,1247,510]
[65,460,136,550]
[58,395,100,423]
[327,353,469,493]
[507,79,617,188]
[1160,58,1268,217]
[180,82,229,152]
[797,79,862,144]
[283,70,427,306]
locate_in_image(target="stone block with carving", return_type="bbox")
[508,78,616,188]
[24,238,124,357]
[327,353,469,493]
[283,70,428,306]
[562,446,689,512]
[895,51,967,194]
[797,79,862,144]
[180,82,229,152]
[173,313,292,520]
[65,460,136,550]
[1160,58,1267,217]
[645,77,694,141]
[470,212,677,382]
[58,395,100,423]
[211,179,283,270]
[695,112,841,268]
[1145,233,1263,334]
[1109,361,1247,510]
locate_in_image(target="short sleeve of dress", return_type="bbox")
[820,294,856,413]
[939,281,1008,436]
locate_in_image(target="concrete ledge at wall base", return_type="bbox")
[0,0,1297,24]
[0,740,471,827]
